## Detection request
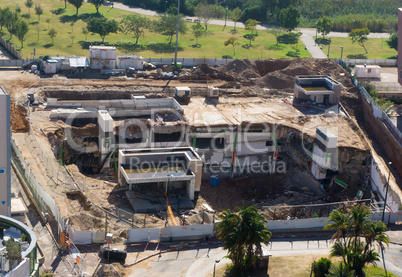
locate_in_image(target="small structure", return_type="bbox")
[354,65,381,79]
[51,56,89,72]
[175,87,191,98]
[118,147,202,201]
[207,86,219,99]
[311,127,338,180]
[294,76,341,105]
[42,59,57,74]
[89,46,116,70]
[117,55,144,70]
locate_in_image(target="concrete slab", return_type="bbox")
[11,197,28,214]
[126,190,194,213]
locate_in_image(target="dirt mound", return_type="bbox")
[10,103,29,132]
[94,263,127,277]
[254,59,292,76]
[69,212,104,231]
[259,71,294,89]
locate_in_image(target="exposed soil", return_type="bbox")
[10,102,29,132]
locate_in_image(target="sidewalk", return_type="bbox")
[300,34,327,59]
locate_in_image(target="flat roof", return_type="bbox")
[121,164,194,184]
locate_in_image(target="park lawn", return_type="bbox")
[214,255,398,277]
[319,37,397,60]
[0,0,310,59]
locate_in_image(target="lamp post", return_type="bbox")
[174,0,180,70]
[327,39,331,58]
[213,260,220,277]
[315,22,318,46]
[340,46,343,61]
[381,162,392,223]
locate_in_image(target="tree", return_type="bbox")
[5,239,21,270]
[14,20,29,48]
[324,205,390,277]
[5,10,19,40]
[387,32,397,51]
[46,18,50,29]
[25,0,33,14]
[120,14,149,44]
[15,5,21,14]
[279,5,300,32]
[86,17,119,43]
[191,22,204,45]
[317,16,332,38]
[244,19,260,46]
[91,0,104,14]
[217,206,271,272]
[231,7,242,30]
[269,27,285,45]
[326,263,355,277]
[224,36,239,56]
[70,21,74,33]
[82,27,89,40]
[152,13,187,44]
[48,28,57,44]
[194,2,218,31]
[349,28,370,53]
[67,0,84,16]
[34,4,43,22]
[70,35,75,45]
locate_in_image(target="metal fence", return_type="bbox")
[0,59,23,67]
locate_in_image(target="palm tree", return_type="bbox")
[217,206,271,272]
[326,263,355,277]
[325,205,389,277]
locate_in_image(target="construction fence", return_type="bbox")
[0,59,23,67]
[10,136,64,231]
[0,37,23,60]
[331,58,397,67]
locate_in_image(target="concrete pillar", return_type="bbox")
[0,88,11,216]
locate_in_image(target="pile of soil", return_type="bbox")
[94,263,127,277]
[10,103,29,132]
[190,58,353,90]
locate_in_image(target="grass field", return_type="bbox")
[318,37,397,60]
[0,0,310,59]
[214,255,398,277]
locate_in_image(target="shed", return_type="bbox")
[43,59,57,74]
[117,55,144,70]
[354,65,381,79]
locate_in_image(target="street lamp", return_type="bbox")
[213,260,220,277]
[315,22,318,46]
[382,162,392,223]
[174,0,180,70]
[327,39,331,58]
[340,46,343,61]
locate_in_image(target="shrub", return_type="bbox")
[313,257,331,277]
[346,54,367,59]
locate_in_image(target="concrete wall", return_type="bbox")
[0,88,11,216]
[361,95,402,177]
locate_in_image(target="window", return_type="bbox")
[368,69,372,73]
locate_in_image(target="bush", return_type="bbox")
[222,55,233,59]
[346,54,367,59]
[313,257,332,277]
[315,38,331,45]
[277,32,300,44]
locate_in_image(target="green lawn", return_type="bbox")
[0,0,310,59]
[318,37,397,60]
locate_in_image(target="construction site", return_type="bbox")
[2,56,402,275]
